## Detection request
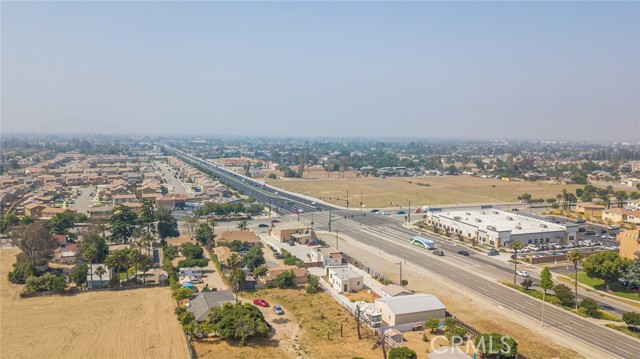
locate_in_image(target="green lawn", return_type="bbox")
[567,272,640,301]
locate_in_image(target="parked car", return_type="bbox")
[433,250,445,256]
[487,249,500,256]
[253,298,270,307]
[371,209,380,213]
[289,240,296,246]
[189,277,203,284]
[258,223,269,228]
[575,218,586,223]
[274,252,283,259]
[273,305,285,315]
[585,230,595,235]
[516,270,530,277]
[396,210,406,215]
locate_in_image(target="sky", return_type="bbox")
[1,1,639,141]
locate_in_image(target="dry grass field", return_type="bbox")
[0,248,189,359]
[272,175,582,208]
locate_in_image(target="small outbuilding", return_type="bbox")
[375,294,446,326]
[328,266,363,293]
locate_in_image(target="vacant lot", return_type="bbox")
[194,287,384,359]
[272,175,582,208]
[0,248,189,359]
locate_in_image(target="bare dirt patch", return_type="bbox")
[272,176,582,208]
[0,248,189,359]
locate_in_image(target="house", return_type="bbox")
[23,202,46,218]
[327,266,363,293]
[88,205,114,218]
[618,230,640,260]
[261,265,308,285]
[112,194,137,205]
[186,290,236,322]
[87,263,114,288]
[270,221,312,243]
[626,211,640,225]
[374,294,446,327]
[379,284,413,298]
[41,207,76,218]
[216,230,263,248]
[213,246,234,268]
[53,234,69,248]
[602,208,633,224]
[574,203,606,218]
[309,247,344,267]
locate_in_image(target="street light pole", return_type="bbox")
[336,229,339,250]
[408,200,411,223]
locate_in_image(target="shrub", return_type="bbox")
[445,325,467,343]
[181,243,204,260]
[172,287,194,300]
[177,258,209,268]
[306,275,320,294]
[475,333,518,358]
[623,311,640,331]
[553,284,576,308]
[175,306,186,316]
[24,273,67,293]
[8,260,37,284]
[579,298,599,317]
[388,347,417,359]
[253,265,268,278]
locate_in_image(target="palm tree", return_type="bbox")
[566,250,584,310]
[84,245,97,287]
[508,241,524,286]
[95,265,106,288]
[236,220,248,231]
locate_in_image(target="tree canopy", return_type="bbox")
[583,251,624,291]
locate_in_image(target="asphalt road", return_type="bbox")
[167,146,640,358]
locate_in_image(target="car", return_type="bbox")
[457,250,469,256]
[289,240,296,246]
[516,270,530,277]
[585,230,595,235]
[292,209,299,214]
[433,250,445,256]
[253,298,270,307]
[189,277,203,284]
[396,210,406,215]
[578,227,586,232]
[274,252,283,259]
[608,234,616,239]
[371,209,380,213]
[271,220,281,224]
[273,305,285,315]
[487,249,500,256]
[258,223,269,228]
[575,218,586,223]
[307,240,318,246]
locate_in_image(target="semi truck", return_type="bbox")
[355,301,382,327]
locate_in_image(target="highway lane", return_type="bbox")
[167,146,640,357]
[324,219,640,359]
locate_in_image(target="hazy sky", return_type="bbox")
[2,1,639,141]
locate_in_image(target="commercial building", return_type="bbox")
[618,230,640,260]
[427,207,579,248]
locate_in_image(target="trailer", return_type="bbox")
[355,301,382,327]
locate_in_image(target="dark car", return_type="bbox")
[585,230,595,235]
[273,305,285,315]
[433,250,445,256]
[258,223,269,228]
[487,249,499,256]
[457,250,469,256]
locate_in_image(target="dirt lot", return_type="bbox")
[193,287,384,359]
[0,248,189,359]
[272,175,582,208]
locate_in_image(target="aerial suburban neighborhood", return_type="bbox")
[2,1,640,359]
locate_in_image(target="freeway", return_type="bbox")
[166,146,640,358]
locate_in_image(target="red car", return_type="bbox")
[253,298,270,307]
[292,209,299,214]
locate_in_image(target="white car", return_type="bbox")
[189,277,203,284]
[516,270,530,277]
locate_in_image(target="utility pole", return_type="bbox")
[346,190,349,210]
[360,191,363,211]
[336,229,339,250]
[328,209,332,232]
[408,200,411,223]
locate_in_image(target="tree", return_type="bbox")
[25,273,67,293]
[475,333,518,359]
[253,265,268,278]
[109,205,138,244]
[138,200,156,236]
[7,259,37,284]
[48,212,76,234]
[306,275,320,294]
[0,212,20,233]
[185,213,199,239]
[229,268,246,300]
[508,241,524,286]
[206,302,269,344]
[181,243,204,259]
[104,249,131,287]
[236,220,248,231]
[539,266,553,295]
[194,222,214,246]
[425,318,439,333]
[11,222,57,267]
[625,253,640,293]
[70,264,88,286]
[553,284,576,308]
[242,247,265,270]
[268,270,295,289]
[622,311,640,331]
[177,258,209,268]
[566,250,585,309]
[388,347,417,359]
[521,278,533,290]
[579,298,599,317]
[583,251,624,292]
[95,265,106,287]
[156,206,179,239]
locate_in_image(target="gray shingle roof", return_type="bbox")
[187,290,236,322]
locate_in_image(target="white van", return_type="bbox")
[608,225,620,230]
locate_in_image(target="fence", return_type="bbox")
[183,330,197,359]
